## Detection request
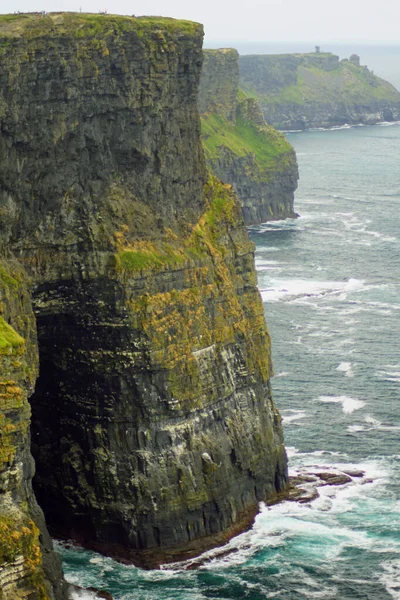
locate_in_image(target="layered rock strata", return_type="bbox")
[199,49,298,224]
[239,52,400,130]
[0,259,67,599]
[0,12,288,577]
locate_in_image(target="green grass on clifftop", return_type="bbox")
[0,12,202,41]
[241,55,400,106]
[201,112,292,171]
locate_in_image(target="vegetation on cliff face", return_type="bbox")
[201,111,292,172]
[0,259,60,600]
[117,175,272,406]
[199,48,298,224]
[239,52,400,129]
[0,317,24,354]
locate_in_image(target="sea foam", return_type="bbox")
[319,395,365,414]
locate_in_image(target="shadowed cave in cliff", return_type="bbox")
[28,270,288,567]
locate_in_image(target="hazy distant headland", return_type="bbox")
[237,49,400,130]
[205,42,400,91]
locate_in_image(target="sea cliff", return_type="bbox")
[0,11,288,592]
[239,52,400,130]
[0,258,67,598]
[199,49,298,224]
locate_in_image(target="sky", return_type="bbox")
[2,0,400,45]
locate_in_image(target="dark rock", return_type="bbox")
[314,472,353,486]
[343,469,365,478]
[87,587,114,600]
[287,484,320,504]
[0,258,68,599]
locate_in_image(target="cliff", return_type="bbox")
[199,49,298,224]
[239,52,400,130]
[0,11,288,586]
[0,259,67,599]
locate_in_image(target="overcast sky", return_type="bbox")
[2,0,400,44]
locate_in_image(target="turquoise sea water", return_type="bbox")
[60,123,400,600]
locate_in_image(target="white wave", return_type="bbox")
[347,425,366,432]
[308,123,353,131]
[348,415,400,433]
[255,265,282,272]
[287,448,346,464]
[376,369,400,383]
[336,362,354,377]
[274,371,290,378]
[319,395,365,414]
[260,277,364,303]
[286,446,299,458]
[332,195,360,201]
[377,120,400,127]
[254,257,281,264]
[379,559,400,599]
[282,410,307,424]
[351,240,372,246]
[336,305,365,316]
[69,590,98,600]
[365,414,382,427]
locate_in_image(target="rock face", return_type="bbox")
[0,259,68,599]
[199,49,298,224]
[239,52,400,130]
[0,11,288,576]
[198,48,239,122]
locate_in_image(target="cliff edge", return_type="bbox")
[0,12,288,587]
[199,49,298,224]
[239,52,400,130]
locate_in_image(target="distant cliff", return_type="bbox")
[239,52,400,130]
[199,49,298,224]
[0,12,288,591]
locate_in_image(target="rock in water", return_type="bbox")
[199,49,299,224]
[0,12,288,575]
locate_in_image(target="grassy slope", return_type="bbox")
[241,61,400,106]
[201,103,293,172]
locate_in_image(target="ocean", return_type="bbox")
[60,123,400,599]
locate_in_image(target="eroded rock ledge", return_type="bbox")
[0,11,288,591]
